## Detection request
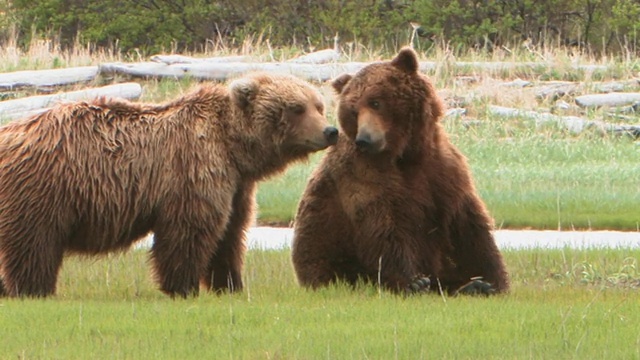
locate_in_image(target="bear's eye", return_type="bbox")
[290,104,306,115]
[368,99,381,110]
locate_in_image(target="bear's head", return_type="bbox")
[331,47,444,158]
[230,73,339,162]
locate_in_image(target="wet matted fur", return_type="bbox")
[0,73,338,298]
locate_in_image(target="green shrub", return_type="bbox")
[3,0,639,55]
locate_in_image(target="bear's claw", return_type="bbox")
[453,277,496,296]
[406,276,431,294]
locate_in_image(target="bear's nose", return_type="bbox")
[323,126,339,145]
[355,133,372,151]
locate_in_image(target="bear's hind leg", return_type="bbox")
[292,223,359,289]
[442,201,510,295]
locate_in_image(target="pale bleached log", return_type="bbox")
[0,82,142,121]
[535,82,580,100]
[1,108,49,121]
[445,108,467,118]
[288,34,341,64]
[488,105,640,137]
[534,80,640,101]
[99,61,370,82]
[286,49,341,64]
[454,76,479,86]
[98,61,610,82]
[575,92,640,108]
[489,105,589,133]
[455,62,606,72]
[553,100,574,111]
[0,66,99,90]
[606,102,640,123]
[610,101,640,114]
[593,79,640,93]
[97,61,540,82]
[500,78,531,87]
[99,62,190,78]
[149,54,250,65]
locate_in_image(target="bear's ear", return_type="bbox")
[391,47,419,74]
[229,77,259,110]
[331,74,352,94]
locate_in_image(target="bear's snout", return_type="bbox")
[323,126,339,145]
[354,108,386,154]
[291,116,338,151]
[355,130,386,153]
[355,132,373,151]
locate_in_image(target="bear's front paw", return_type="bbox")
[453,277,496,296]
[405,275,431,294]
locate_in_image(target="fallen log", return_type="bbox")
[0,66,99,90]
[286,49,341,64]
[500,78,531,88]
[489,105,589,133]
[98,61,369,82]
[488,105,640,137]
[535,82,581,100]
[454,62,606,72]
[610,101,640,114]
[98,61,611,82]
[149,54,250,65]
[0,58,609,90]
[0,82,142,122]
[593,79,640,93]
[575,92,640,108]
[445,108,467,118]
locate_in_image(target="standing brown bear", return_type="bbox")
[292,48,509,295]
[0,72,338,298]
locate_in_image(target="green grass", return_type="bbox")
[454,120,640,231]
[256,154,323,226]
[1,248,639,359]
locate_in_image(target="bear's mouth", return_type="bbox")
[354,133,386,154]
[290,126,339,151]
[285,140,332,155]
[300,139,334,151]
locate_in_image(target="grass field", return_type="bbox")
[1,38,640,358]
[1,247,639,359]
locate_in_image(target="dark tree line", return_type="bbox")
[2,0,640,55]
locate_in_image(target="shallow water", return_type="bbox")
[138,227,640,250]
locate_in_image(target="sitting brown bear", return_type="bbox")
[292,48,509,295]
[0,73,338,298]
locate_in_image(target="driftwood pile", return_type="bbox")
[0,50,639,137]
[0,83,142,121]
[476,78,640,137]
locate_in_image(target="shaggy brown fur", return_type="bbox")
[291,48,509,295]
[0,72,338,298]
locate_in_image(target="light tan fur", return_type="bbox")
[0,73,338,298]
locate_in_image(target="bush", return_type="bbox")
[3,0,638,56]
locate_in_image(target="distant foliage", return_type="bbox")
[3,0,640,55]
